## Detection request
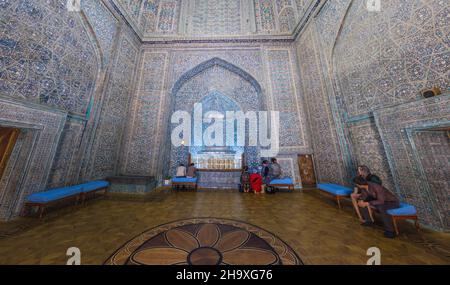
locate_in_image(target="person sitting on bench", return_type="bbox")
[354,177,400,239]
[351,165,382,223]
[186,163,197,178]
[269,158,282,180]
[266,158,282,194]
[176,163,187,178]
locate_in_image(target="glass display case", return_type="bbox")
[190,153,243,170]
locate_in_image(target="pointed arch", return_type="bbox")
[171,57,263,97]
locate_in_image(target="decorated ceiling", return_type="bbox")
[112,0,312,40]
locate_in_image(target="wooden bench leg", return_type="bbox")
[38,205,46,219]
[414,218,420,232]
[392,217,399,236]
[21,204,29,217]
[336,196,342,210]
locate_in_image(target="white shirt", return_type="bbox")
[176,166,186,177]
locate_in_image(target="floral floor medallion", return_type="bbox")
[105,218,302,265]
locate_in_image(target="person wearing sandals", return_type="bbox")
[354,176,400,238]
[351,165,382,223]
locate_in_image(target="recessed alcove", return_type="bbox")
[0,0,448,265]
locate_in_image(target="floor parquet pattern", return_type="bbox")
[0,189,449,265]
[105,218,302,265]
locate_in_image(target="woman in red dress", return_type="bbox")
[249,169,263,194]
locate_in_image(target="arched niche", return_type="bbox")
[166,57,266,174]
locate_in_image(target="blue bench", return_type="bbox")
[172,177,198,191]
[79,181,110,204]
[268,178,295,191]
[387,202,419,235]
[23,181,109,218]
[317,183,353,209]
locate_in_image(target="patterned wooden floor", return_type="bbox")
[105,217,302,265]
[0,189,449,265]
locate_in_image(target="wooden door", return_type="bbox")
[0,127,20,180]
[298,154,317,187]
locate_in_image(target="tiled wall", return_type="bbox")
[334,0,449,118]
[413,130,450,230]
[86,27,140,180]
[295,0,450,230]
[0,0,137,219]
[1,0,448,230]
[0,0,98,115]
[121,43,311,187]
[295,27,347,184]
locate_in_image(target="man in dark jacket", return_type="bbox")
[269,158,282,180]
[354,177,400,238]
[351,165,382,222]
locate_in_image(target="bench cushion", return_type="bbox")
[387,203,417,216]
[26,186,82,203]
[80,181,110,193]
[269,178,294,185]
[172,177,197,183]
[317,183,353,196]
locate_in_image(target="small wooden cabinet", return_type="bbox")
[298,154,317,188]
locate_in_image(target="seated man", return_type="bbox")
[176,163,186,178]
[186,163,197,178]
[354,177,400,238]
[351,165,382,223]
[266,158,282,194]
[269,158,282,180]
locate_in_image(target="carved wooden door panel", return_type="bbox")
[298,154,317,187]
[0,127,20,179]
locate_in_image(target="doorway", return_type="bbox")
[298,154,317,188]
[0,127,20,180]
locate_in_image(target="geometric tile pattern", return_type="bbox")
[82,0,118,65]
[296,28,347,184]
[191,0,242,35]
[46,119,84,188]
[122,52,169,176]
[278,7,297,33]
[374,96,450,231]
[121,46,309,188]
[0,98,66,221]
[267,49,305,148]
[113,0,305,38]
[414,130,450,230]
[89,33,139,179]
[297,0,450,231]
[334,0,450,118]
[168,62,261,174]
[0,0,99,115]
[157,0,180,33]
[255,0,278,32]
[348,120,395,191]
